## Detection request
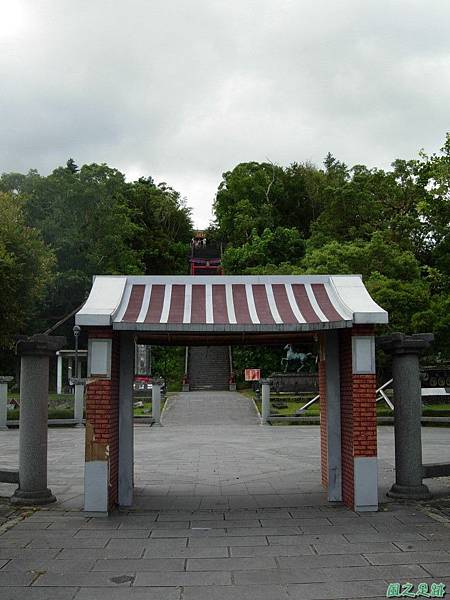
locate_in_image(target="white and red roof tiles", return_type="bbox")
[76,275,388,331]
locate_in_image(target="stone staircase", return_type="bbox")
[188,346,230,391]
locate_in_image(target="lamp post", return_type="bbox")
[72,325,84,427]
[73,325,81,379]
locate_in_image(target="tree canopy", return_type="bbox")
[0,162,193,367]
[0,192,54,349]
[213,134,450,358]
[0,134,448,369]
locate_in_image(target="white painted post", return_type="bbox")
[324,331,342,502]
[152,379,163,426]
[56,353,63,395]
[68,358,73,387]
[73,380,85,426]
[260,378,271,425]
[119,333,134,507]
[0,377,13,430]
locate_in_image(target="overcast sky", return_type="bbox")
[1,1,449,227]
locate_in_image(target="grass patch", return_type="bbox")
[8,408,74,420]
[240,388,450,422]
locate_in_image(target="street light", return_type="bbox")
[73,325,81,379]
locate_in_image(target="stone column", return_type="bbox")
[11,335,65,506]
[260,379,271,424]
[0,377,13,430]
[377,332,433,500]
[152,379,163,426]
[71,378,86,427]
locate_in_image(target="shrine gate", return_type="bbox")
[75,274,388,514]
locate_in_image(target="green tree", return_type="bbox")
[213,162,283,245]
[125,178,193,275]
[0,192,54,351]
[302,233,431,334]
[222,227,305,274]
[1,163,144,329]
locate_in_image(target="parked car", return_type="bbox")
[133,376,166,395]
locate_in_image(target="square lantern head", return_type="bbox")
[88,339,112,379]
[352,336,376,375]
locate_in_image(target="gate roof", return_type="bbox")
[75,275,388,333]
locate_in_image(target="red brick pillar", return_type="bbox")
[319,339,328,488]
[340,325,378,511]
[84,328,120,513]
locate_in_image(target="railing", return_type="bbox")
[376,379,450,412]
[376,379,394,410]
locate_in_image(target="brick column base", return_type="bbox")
[340,326,378,511]
[84,328,120,513]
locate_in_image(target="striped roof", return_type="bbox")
[76,275,388,332]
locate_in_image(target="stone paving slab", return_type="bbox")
[182,584,290,600]
[75,589,181,600]
[34,572,136,587]
[2,559,96,573]
[1,589,79,599]
[91,558,185,571]
[1,392,450,598]
[363,550,450,565]
[134,570,232,586]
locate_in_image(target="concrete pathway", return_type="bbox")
[0,391,449,598]
[161,391,260,426]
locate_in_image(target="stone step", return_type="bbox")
[188,346,230,391]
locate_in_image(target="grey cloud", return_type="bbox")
[0,0,449,226]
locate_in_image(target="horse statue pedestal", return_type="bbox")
[269,372,318,394]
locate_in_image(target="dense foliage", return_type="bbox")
[215,136,450,360]
[0,135,448,372]
[0,161,193,368]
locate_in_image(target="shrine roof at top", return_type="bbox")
[75,274,388,333]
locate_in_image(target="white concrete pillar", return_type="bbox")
[152,379,163,426]
[56,354,63,395]
[73,380,85,426]
[0,377,13,430]
[261,379,271,424]
[119,333,134,507]
[68,358,73,387]
[324,331,342,502]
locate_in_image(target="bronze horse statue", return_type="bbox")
[281,344,316,373]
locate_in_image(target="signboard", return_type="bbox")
[245,368,261,381]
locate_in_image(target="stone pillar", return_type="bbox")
[71,378,86,427]
[152,379,163,426]
[56,353,63,395]
[11,335,65,506]
[377,332,433,500]
[260,379,271,424]
[0,377,13,430]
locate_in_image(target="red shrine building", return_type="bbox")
[189,231,223,276]
[76,274,388,514]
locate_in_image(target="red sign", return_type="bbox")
[134,375,151,383]
[245,368,261,381]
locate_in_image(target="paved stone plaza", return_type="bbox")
[0,391,450,599]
